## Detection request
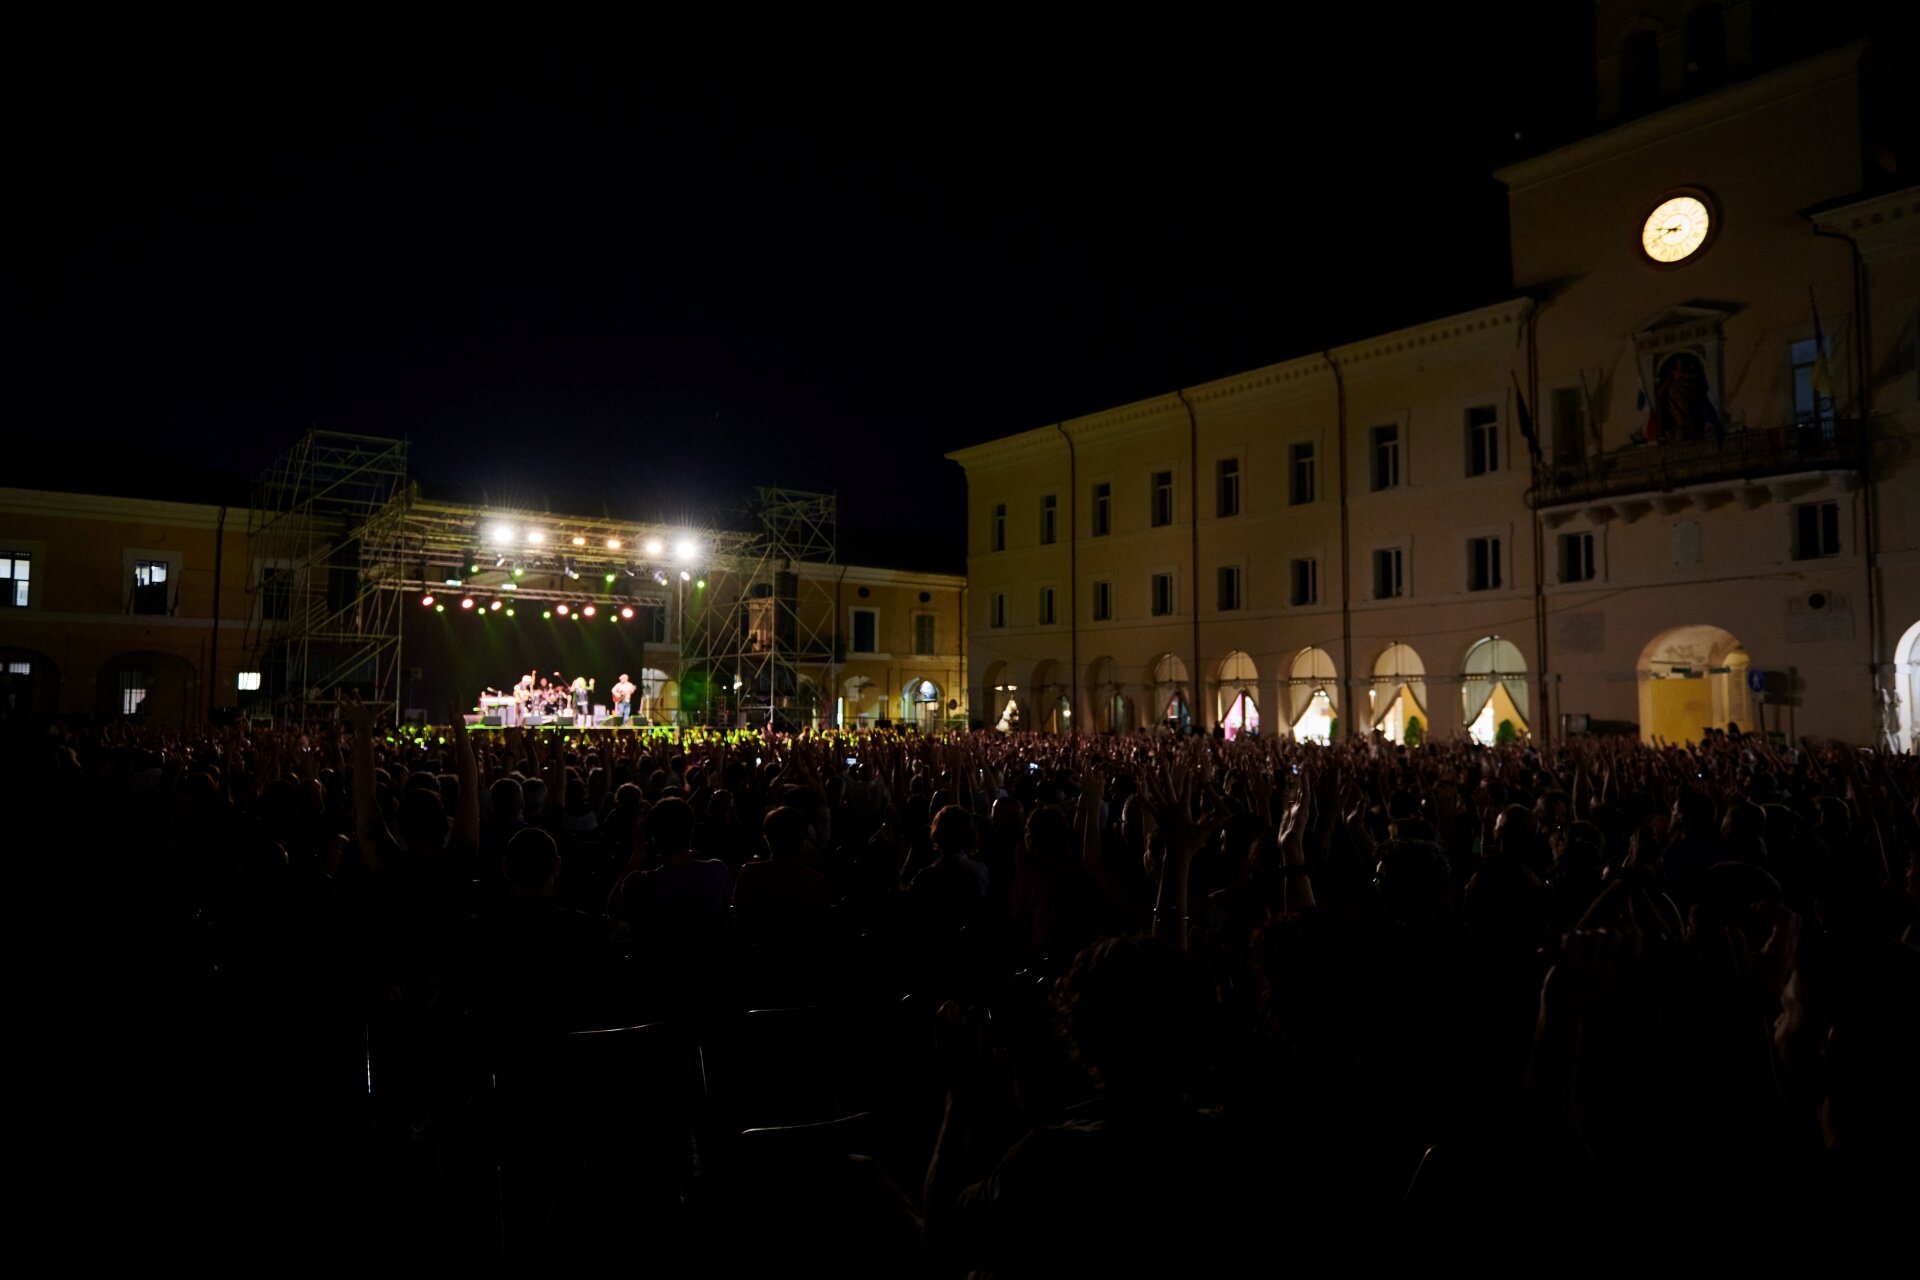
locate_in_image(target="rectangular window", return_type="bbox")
[1216,458,1240,518]
[1289,558,1319,606]
[0,552,29,608]
[1091,580,1112,621]
[1091,482,1111,537]
[7,660,30,675]
[236,671,262,691]
[1039,587,1056,626]
[1559,532,1596,583]
[852,608,878,652]
[1151,470,1174,526]
[1465,405,1499,477]
[1792,501,1841,559]
[1151,572,1174,617]
[1551,387,1587,465]
[132,559,170,615]
[913,613,936,655]
[1039,494,1057,545]
[990,503,1007,552]
[1790,339,1834,426]
[1467,536,1503,591]
[989,593,1007,628]
[120,669,149,716]
[1289,442,1316,506]
[1216,565,1242,611]
[1370,424,1400,491]
[1372,547,1404,599]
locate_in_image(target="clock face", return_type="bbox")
[1642,195,1712,264]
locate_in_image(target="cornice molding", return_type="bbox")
[0,487,243,531]
[1495,41,1866,194]
[1811,188,1920,261]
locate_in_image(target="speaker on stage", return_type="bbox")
[481,715,502,727]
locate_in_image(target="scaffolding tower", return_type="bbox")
[682,488,839,730]
[243,432,410,724]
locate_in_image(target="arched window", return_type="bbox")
[1685,4,1726,89]
[1621,30,1660,113]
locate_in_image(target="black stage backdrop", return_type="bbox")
[402,607,666,720]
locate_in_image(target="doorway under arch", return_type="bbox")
[1150,653,1191,733]
[1370,643,1428,744]
[1086,655,1129,732]
[1463,636,1530,745]
[1288,647,1338,743]
[904,677,942,732]
[1216,650,1259,740]
[1637,624,1753,744]
[0,648,60,721]
[1890,619,1919,753]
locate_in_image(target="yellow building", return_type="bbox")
[0,487,253,727]
[951,7,1917,748]
[0,482,967,732]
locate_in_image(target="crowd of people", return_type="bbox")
[14,712,1917,1273]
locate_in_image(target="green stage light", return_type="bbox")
[468,564,478,575]
[512,567,524,577]
[435,604,445,612]
[542,610,552,619]
[605,573,616,583]
[505,608,515,617]
[696,579,706,589]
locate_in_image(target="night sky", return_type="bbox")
[7,11,1596,560]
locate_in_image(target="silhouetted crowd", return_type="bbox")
[14,716,1917,1275]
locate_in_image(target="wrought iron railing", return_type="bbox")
[1529,419,1864,508]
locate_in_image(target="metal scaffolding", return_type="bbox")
[243,432,410,723]
[680,488,839,730]
[242,430,838,728]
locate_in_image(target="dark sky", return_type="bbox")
[6,10,1594,558]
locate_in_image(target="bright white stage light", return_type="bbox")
[571,535,587,547]
[643,538,664,556]
[606,538,622,550]
[527,530,545,544]
[675,538,697,563]
[679,571,691,582]
[489,523,514,543]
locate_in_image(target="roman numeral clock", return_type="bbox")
[1641,191,1715,265]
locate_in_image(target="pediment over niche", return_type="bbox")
[1632,304,1736,353]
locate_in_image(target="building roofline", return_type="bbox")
[1494,40,1867,194]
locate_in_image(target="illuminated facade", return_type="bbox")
[952,9,1918,747]
[0,483,966,731]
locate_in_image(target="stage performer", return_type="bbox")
[572,675,591,727]
[611,673,636,721]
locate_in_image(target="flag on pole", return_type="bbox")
[1808,287,1834,400]
[1639,386,1663,443]
[1511,372,1541,462]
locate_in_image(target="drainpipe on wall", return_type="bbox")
[207,503,227,724]
[1052,422,1077,735]
[1323,351,1355,739]
[1525,309,1551,744]
[1810,220,1879,736]
[1176,390,1201,731]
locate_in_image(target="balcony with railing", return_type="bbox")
[1529,420,1864,509]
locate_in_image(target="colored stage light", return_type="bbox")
[542,610,552,619]
[490,600,502,612]
[643,538,663,556]
[679,571,691,582]
[468,564,479,575]
[505,608,515,617]
[570,611,580,620]
[571,535,587,547]
[606,538,622,550]
[605,573,616,583]
[444,577,461,586]
[582,604,597,617]
[696,579,706,589]
[620,606,635,619]
[555,604,569,616]
[527,530,545,544]
[421,594,434,606]
[435,604,445,613]
[512,567,525,577]
[461,597,475,610]
[501,582,516,591]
